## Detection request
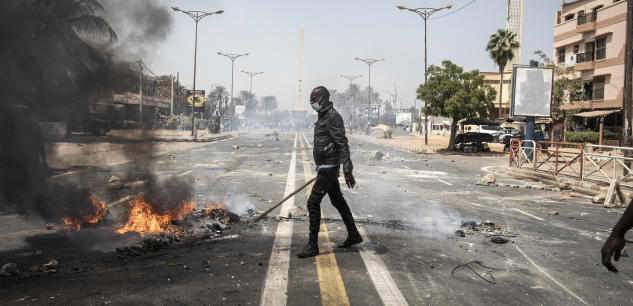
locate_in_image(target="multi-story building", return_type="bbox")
[481,71,513,119]
[553,0,627,140]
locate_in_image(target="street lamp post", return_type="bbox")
[397,3,452,145]
[354,58,384,131]
[241,70,263,127]
[218,52,249,131]
[171,6,223,137]
[339,74,362,131]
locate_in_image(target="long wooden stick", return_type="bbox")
[252,176,317,223]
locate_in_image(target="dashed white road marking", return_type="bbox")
[511,208,545,221]
[402,165,412,170]
[436,179,452,186]
[261,133,297,306]
[50,170,78,179]
[514,245,588,305]
[357,226,409,306]
[107,160,132,166]
[302,134,312,149]
[177,170,193,177]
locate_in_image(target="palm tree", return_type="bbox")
[486,29,520,118]
[261,96,278,116]
[35,0,117,41]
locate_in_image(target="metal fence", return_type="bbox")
[583,144,633,186]
[509,139,585,179]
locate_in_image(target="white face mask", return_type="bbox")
[311,102,321,112]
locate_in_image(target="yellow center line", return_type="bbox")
[300,135,350,306]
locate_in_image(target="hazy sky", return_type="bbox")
[130,0,562,110]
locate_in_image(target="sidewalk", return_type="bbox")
[352,132,506,154]
[107,129,233,142]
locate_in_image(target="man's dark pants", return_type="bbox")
[307,166,356,237]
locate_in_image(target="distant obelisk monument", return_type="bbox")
[297,24,305,111]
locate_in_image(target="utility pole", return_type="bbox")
[354,57,385,131]
[138,60,143,126]
[397,3,453,144]
[218,52,249,131]
[170,75,174,115]
[624,0,633,174]
[175,72,179,115]
[172,6,224,137]
[241,70,263,127]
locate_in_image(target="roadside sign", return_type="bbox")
[186,90,205,108]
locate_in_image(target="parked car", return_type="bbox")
[477,125,504,141]
[498,128,519,142]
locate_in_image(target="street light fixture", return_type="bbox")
[172,6,223,137]
[397,3,452,145]
[217,52,249,131]
[240,70,263,127]
[354,57,384,130]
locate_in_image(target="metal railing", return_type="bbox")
[583,144,633,184]
[534,141,584,179]
[577,11,597,25]
[509,139,536,169]
[576,52,594,63]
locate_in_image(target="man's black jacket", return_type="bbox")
[312,101,353,174]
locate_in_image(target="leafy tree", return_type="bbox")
[261,96,278,116]
[206,86,228,118]
[486,29,520,118]
[417,60,496,150]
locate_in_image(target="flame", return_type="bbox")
[204,202,224,215]
[62,196,108,231]
[116,193,195,236]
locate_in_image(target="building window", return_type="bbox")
[557,48,566,64]
[596,37,607,60]
[593,76,605,100]
[565,13,574,21]
[573,44,579,54]
[585,42,595,61]
[584,81,593,101]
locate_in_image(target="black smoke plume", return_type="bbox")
[0,0,188,225]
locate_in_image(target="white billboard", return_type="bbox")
[510,66,554,117]
[396,112,412,124]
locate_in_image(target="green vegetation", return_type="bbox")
[566,130,618,144]
[485,29,520,118]
[417,60,496,150]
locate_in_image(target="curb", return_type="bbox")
[492,165,633,204]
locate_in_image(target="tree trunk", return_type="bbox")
[498,66,505,119]
[448,119,458,150]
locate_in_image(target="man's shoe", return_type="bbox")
[338,231,363,248]
[297,238,319,258]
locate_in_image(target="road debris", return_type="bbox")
[490,237,509,244]
[232,145,240,149]
[621,247,629,257]
[454,230,466,237]
[451,261,505,284]
[547,210,559,216]
[42,259,58,273]
[481,173,496,185]
[257,144,263,148]
[370,151,384,161]
[1,263,19,276]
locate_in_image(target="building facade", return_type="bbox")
[553,0,627,120]
[481,71,513,119]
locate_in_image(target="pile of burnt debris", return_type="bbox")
[455,220,517,244]
[116,207,245,259]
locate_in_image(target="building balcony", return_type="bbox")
[576,12,597,33]
[574,52,595,71]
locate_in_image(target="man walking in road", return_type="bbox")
[298,86,362,258]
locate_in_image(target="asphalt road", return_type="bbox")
[1,131,633,305]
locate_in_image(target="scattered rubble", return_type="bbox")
[490,237,509,244]
[370,151,384,161]
[46,223,55,230]
[1,263,19,276]
[42,259,58,273]
[481,173,496,185]
[547,210,559,216]
[257,144,263,148]
[621,247,629,258]
[593,191,607,204]
[232,145,240,150]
